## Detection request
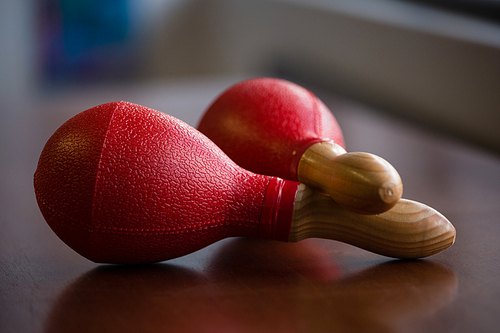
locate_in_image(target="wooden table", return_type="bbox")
[1,76,500,332]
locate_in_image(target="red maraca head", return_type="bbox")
[34,102,294,264]
[198,77,345,180]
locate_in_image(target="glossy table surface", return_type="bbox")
[1,76,500,332]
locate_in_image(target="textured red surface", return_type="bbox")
[34,102,299,264]
[198,77,345,180]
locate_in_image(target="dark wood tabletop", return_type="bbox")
[1,77,499,333]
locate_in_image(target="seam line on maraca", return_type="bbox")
[91,102,120,234]
[39,197,256,235]
[91,221,255,235]
[308,90,321,134]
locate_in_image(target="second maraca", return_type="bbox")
[34,102,454,264]
[198,78,403,215]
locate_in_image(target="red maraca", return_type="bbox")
[198,77,402,215]
[34,102,454,264]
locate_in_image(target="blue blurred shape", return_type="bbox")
[40,0,135,84]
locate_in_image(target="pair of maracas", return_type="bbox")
[34,78,455,264]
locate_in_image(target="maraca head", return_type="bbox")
[34,102,298,264]
[198,77,345,180]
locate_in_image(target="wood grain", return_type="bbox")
[290,184,455,259]
[297,141,403,215]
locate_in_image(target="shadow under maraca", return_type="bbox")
[204,238,344,285]
[204,238,458,332]
[45,239,458,333]
[44,264,206,333]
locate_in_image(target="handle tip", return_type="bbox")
[334,152,403,214]
[379,181,402,204]
[297,142,403,215]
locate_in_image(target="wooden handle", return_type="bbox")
[290,184,455,259]
[297,141,403,215]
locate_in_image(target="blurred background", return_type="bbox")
[1,0,499,214]
[1,0,499,145]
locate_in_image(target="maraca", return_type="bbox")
[34,102,455,264]
[198,77,402,215]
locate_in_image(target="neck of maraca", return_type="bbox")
[289,139,344,181]
[259,177,300,242]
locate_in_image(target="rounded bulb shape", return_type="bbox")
[34,102,299,264]
[198,77,345,180]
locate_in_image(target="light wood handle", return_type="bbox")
[297,141,403,215]
[290,184,455,259]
